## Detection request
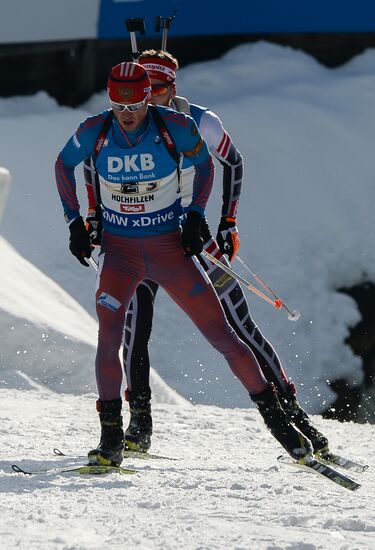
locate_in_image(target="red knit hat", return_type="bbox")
[107,62,151,103]
[138,56,177,84]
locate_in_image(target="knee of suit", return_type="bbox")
[201,323,249,358]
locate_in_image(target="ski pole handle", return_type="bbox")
[125,18,146,59]
[155,9,179,50]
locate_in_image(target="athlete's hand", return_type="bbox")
[69,216,92,267]
[182,211,204,257]
[216,217,240,261]
[85,206,102,246]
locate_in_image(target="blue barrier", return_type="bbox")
[98,0,375,39]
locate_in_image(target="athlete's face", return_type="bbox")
[112,98,149,132]
[149,79,176,107]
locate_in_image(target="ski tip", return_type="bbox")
[318,451,369,473]
[53,448,65,456]
[277,454,293,464]
[11,464,30,475]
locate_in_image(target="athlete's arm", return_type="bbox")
[83,158,98,211]
[55,112,108,223]
[83,156,102,245]
[197,109,242,259]
[199,109,243,218]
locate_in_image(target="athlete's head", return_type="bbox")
[137,50,178,107]
[107,61,151,131]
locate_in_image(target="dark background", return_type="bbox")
[2,32,375,106]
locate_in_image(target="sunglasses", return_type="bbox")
[110,96,149,112]
[151,83,172,96]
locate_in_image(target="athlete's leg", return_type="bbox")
[122,279,159,452]
[95,234,146,401]
[90,233,147,465]
[200,220,289,392]
[123,279,159,395]
[199,223,328,452]
[200,239,289,393]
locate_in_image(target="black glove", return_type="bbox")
[69,216,92,267]
[216,216,240,261]
[85,206,103,246]
[181,211,204,257]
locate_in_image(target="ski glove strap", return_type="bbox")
[182,211,204,257]
[69,216,92,267]
[85,206,103,246]
[216,216,240,261]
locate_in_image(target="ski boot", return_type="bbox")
[124,390,153,453]
[88,398,124,466]
[280,383,329,455]
[251,384,313,460]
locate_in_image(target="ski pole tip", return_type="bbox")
[288,309,301,322]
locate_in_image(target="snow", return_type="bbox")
[1,387,374,550]
[0,40,374,548]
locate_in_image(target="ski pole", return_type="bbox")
[236,254,300,321]
[125,18,146,59]
[88,256,98,271]
[202,250,284,312]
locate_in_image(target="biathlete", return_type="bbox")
[85,51,329,458]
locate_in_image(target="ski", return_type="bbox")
[123,449,176,461]
[277,455,361,491]
[316,451,368,473]
[12,463,137,476]
[53,447,176,461]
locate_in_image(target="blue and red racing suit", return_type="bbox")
[56,106,268,400]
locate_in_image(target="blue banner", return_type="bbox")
[98,0,375,39]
